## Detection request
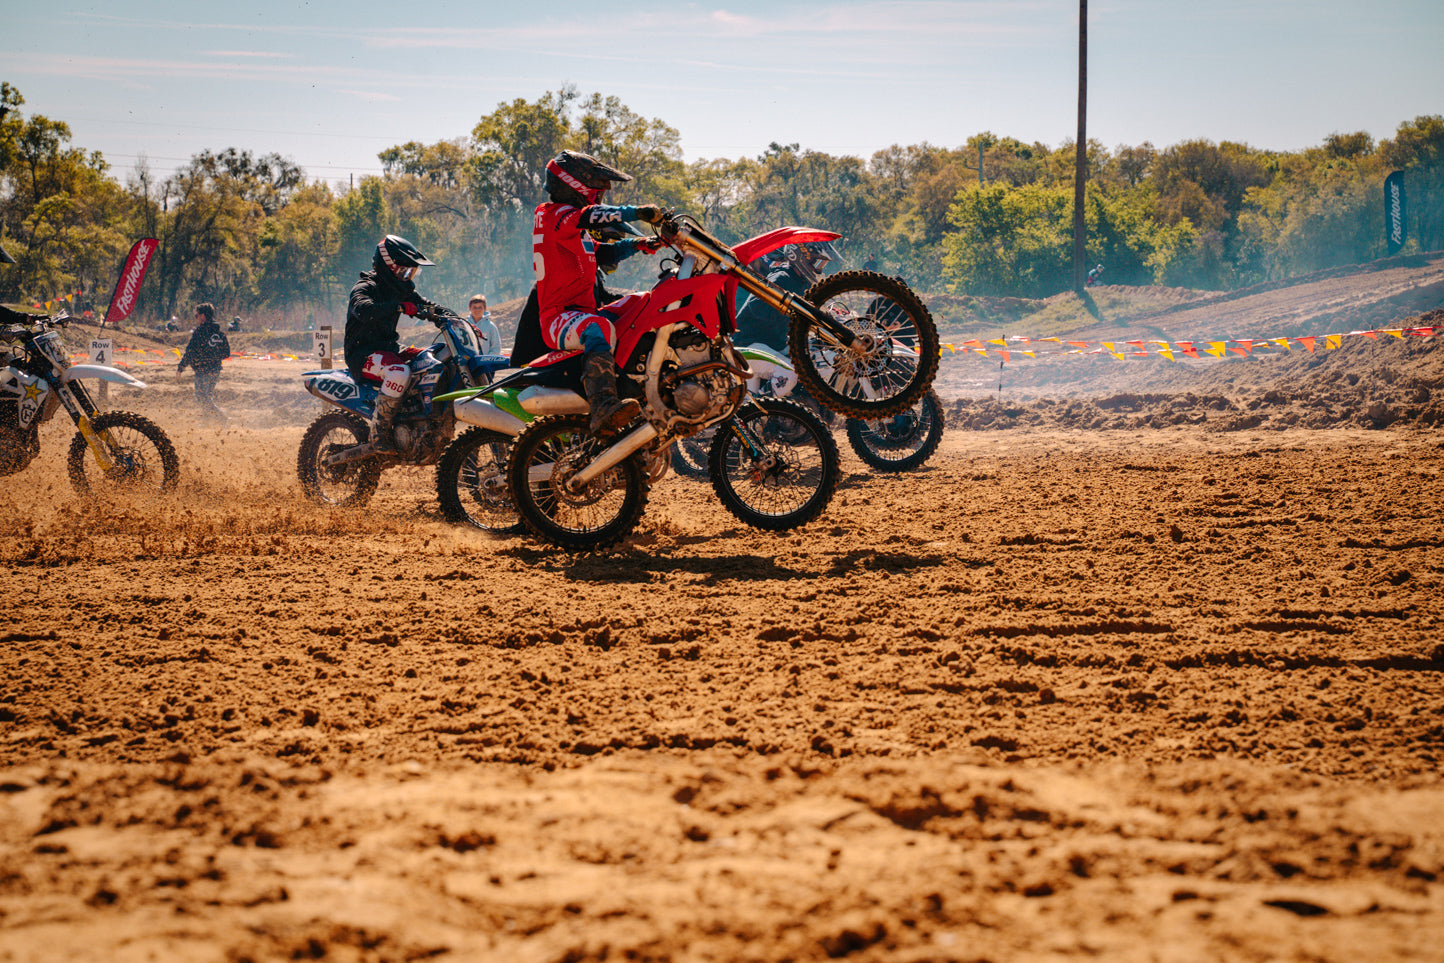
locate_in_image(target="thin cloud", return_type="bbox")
[335,89,404,103]
[5,51,452,94]
[204,50,297,59]
[363,2,1049,52]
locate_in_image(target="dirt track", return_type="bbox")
[3,267,1444,961]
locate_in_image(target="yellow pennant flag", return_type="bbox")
[1325,335,1343,350]
[1157,345,1175,361]
[1205,342,1227,358]
[1384,329,1405,339]
[1271,338,1291,351]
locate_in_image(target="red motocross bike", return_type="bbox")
[495,211,939,551]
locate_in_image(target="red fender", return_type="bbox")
[732,227,841,266]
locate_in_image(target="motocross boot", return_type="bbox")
[582,348,641,437]
[368,393,403,453]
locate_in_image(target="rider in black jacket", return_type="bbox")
[344,235,435,452]
[735,242,838,351]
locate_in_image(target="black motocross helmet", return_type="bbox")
[372,235,434,282]
[782,241,839,286]
[545,150,632,206]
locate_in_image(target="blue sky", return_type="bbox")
[5,0,1441,190]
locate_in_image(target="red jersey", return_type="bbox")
[532,202,601,323]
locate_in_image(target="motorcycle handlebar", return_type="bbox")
[417,303,462,326]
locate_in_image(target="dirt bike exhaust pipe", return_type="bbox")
[565,422,660,492]
[453,397,527,435]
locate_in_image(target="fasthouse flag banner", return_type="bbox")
[1385,171,1407,256]
[103,237,159,327]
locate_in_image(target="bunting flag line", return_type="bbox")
[937,326,1438,363]
[53,322,1444,370]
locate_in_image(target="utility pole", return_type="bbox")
[1073,0,1088,293]
[962,141,985,186]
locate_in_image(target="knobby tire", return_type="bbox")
[788,270,940,421]
[66,410,180,496]
[435,426,518,531]
[708,397,840,531]
[507,414,650,553]
[844,388,945,472]
[296,410,382,507]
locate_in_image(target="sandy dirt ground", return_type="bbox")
[3,263,1444,962]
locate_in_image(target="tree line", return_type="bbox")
[2,80,1441,328]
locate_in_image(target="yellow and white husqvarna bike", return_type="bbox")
[0,313,178,494]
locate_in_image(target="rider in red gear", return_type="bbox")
[532,150,664,435]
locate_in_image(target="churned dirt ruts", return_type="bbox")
[2,261,1444,962]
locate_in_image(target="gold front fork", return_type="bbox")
[76,413,117,471]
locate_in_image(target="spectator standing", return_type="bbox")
[177,302,231,422]
[467,294,503,356]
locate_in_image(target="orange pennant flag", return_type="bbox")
[1356,330,1378,340]
[1230,340,1255,356]
[1298,336,1316,352]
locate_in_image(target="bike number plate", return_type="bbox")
[312,377,358,402]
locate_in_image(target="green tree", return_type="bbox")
[941,184,1071,297]
[0,87,133,309]
[255,181,338,324]
[152,150,270,317]
[332,176,389,285]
